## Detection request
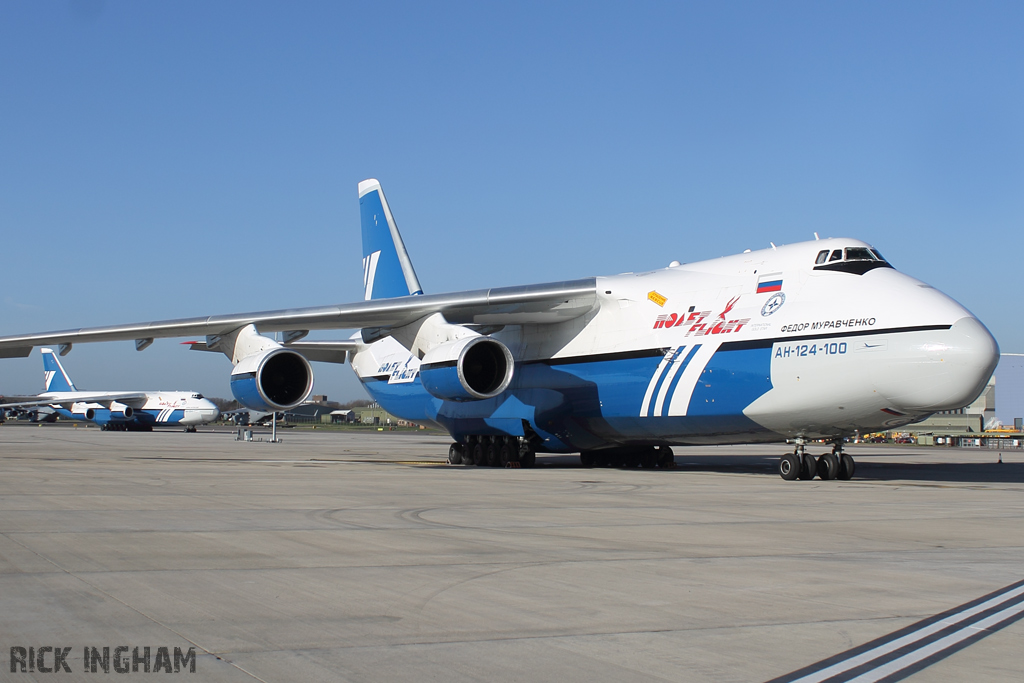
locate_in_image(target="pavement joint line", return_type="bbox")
[0,530,270,683]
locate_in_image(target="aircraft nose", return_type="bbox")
[874,316,999,413]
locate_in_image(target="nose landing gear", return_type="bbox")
[779,439,855,481]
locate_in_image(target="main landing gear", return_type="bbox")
[779,439,855,481]
[448,436,536,468]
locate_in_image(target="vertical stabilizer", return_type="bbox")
[41,348,77,392]
[358,179,423,300]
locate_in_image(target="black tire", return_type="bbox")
[580,452,594,467]
[657,447,675,468]
[799,453,817,480]
[623,451,641,468]
[779,453,801,480]
[472,443,486,466]
[486,443,500,467]
[520,449,536,468]
[607,452,625,468]
[818,453,839,480]
[448,444,463,465]
[838,453,855,480]
[499,443,513,467]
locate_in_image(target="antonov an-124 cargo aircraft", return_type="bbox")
[0,348,219,431]
[0,180,999,479]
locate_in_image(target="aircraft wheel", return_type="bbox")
[817,453,839,480]
[448,444,463,465]
[623,450,641,468]
[580,452,594,467]
[499,442,514,467]
[838,454,855,480]
[520,449,536,468]
[799,453,818,480]
[486,442,501,467]
[607,452,625,468]
[779,453,801,480]
[657,447,675,468]
[640,450,657,469]
[472,442,486,466]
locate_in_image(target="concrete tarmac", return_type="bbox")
[0,424,1021,682]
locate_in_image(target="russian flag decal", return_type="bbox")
[757,274,783,294]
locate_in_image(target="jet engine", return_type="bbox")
[230,348,313,412]
[79,406,133,422]
[419,336,513,401]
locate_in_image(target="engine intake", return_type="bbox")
[419,337,513,401]
[230,348,313,412]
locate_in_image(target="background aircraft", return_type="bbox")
[0,348,220,431]
[0,180,999,477]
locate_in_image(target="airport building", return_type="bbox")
[994,353,1024,428]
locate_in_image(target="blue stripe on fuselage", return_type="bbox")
[360,346,776,452]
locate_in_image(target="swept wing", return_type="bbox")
[0,279,598,358]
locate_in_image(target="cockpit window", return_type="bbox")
[814,245,893,274]
[844,247,877,261]
[815,249,829,264]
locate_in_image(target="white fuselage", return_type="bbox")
[351,237,998,449]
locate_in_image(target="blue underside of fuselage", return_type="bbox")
[362,347,778,452]
[55,408,186,426]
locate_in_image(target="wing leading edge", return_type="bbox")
[0,279,599,357]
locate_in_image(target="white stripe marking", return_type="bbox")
[653,354,688,416]
[639,349,676,417]
[363,250,381,300]
[847,598,1024,682]
[665,343,718,417]
[788,584,1024,683]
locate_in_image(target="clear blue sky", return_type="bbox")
[1,1,1022,401]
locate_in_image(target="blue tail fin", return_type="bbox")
[41,348,77,392]
[358,179,423,300]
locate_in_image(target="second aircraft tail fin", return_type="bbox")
[358,179,423,301]
[41,348,77,392]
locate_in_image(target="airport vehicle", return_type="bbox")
[0,180,999,477]
[0,348,220,431]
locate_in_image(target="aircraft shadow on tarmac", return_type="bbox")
[537,453,1024,484]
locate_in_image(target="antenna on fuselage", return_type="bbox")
[770,242,777,250]
[814,232,820,240]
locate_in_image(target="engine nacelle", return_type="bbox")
[83,408,133,424]
[230,348,313,412]
[419,337,513,401]
[110,402,134,420]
